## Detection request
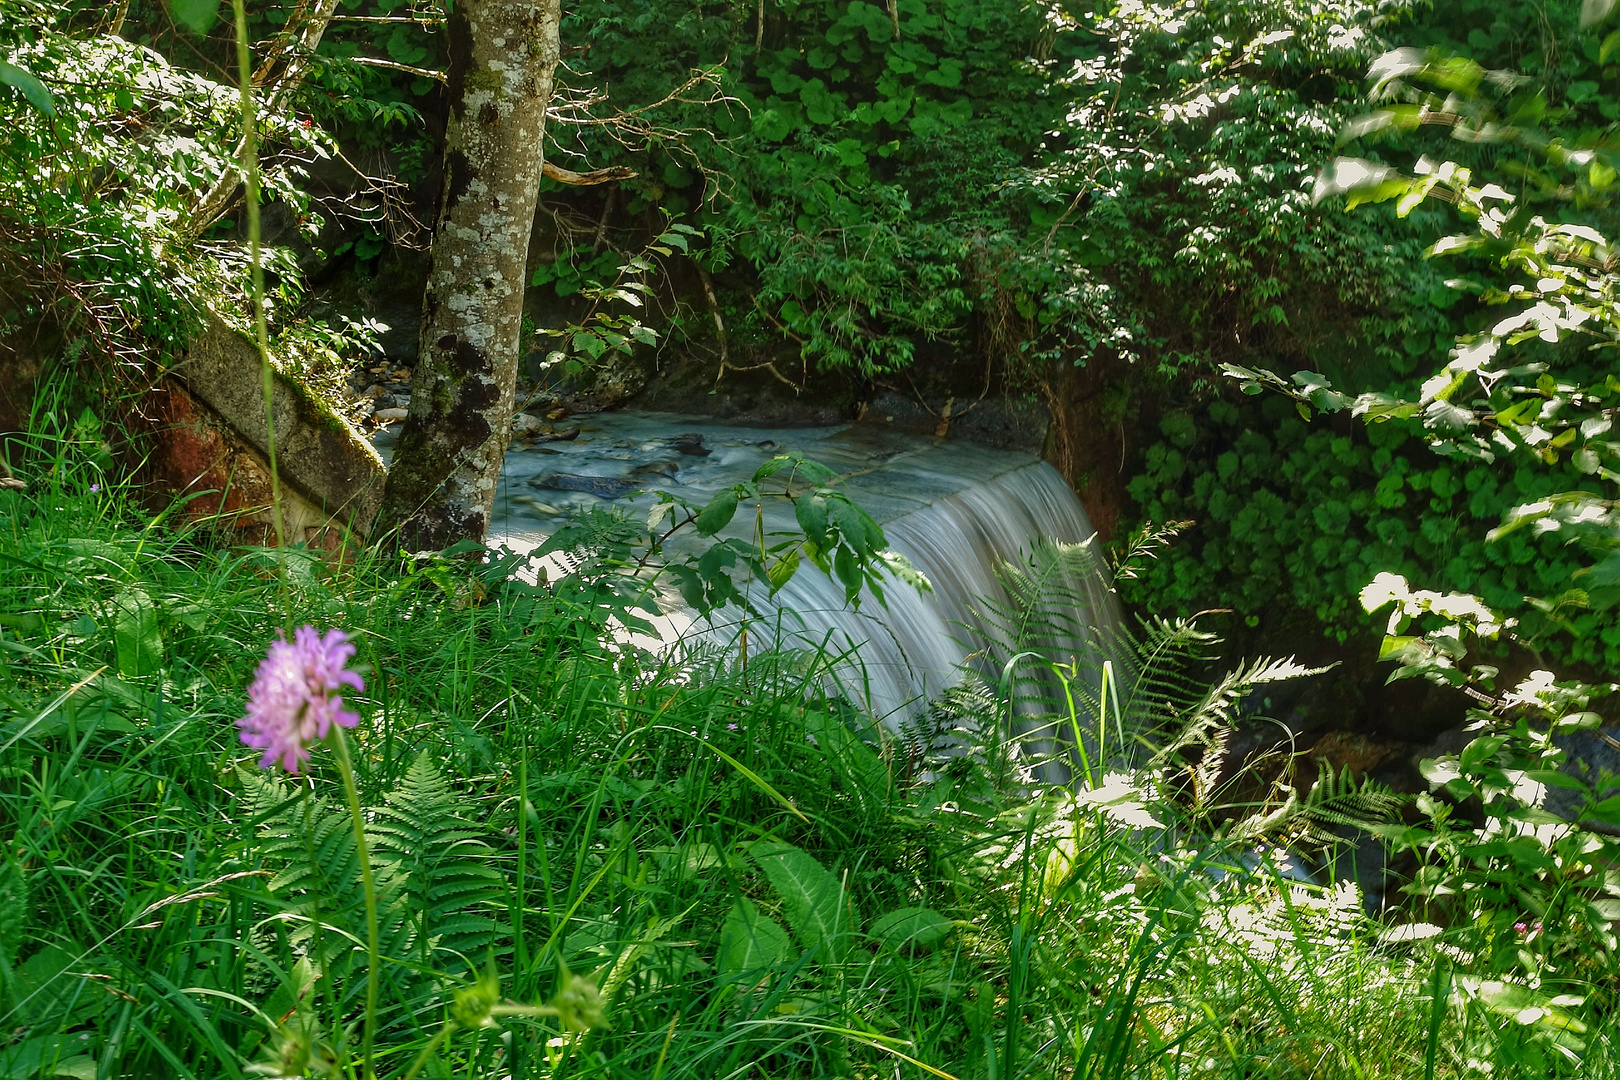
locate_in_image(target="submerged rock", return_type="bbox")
[530,473,642,498]
[629,460,679,480]
[667,433,710,457]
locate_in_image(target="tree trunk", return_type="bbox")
[377,0,561,550]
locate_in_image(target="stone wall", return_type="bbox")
[139,313,386,546]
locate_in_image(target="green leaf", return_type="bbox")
[766,547,799,593]
[1603,27,1620,64]
[869,907,952,953]
[171,0,223,34]
[795,493,829,547]
[694,489,739,536]
[834,544,862,600]
[0,61,53,116]
[719,898,792,976]
[113,587,162,677]
[1585,794,1620,826]
[753,455,794,482]
[572,331,608,360]
[1459,735,1506,772]
[749,842,854,964]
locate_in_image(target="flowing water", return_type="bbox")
[379,411,1125,723]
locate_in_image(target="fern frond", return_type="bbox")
[1151,655,1334,763]
[369,752,507,964]
[242,770,411,988]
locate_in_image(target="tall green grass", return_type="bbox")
[0,411,1614,1079]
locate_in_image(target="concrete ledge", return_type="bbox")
[145,312,386,543]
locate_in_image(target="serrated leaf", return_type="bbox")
[694,489,739,536]
[750,843,853,964]
[719,898,792,976]
[834,544,862,601]
[795,493,829,547]
[753,455,793,482]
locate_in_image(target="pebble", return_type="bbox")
[373,407,409,422]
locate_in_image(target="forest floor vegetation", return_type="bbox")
[0,409,1616,1080]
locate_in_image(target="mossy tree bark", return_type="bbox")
[376,0,561,550]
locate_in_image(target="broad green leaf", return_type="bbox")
[750,842,853,964]
[0,61,52,116]
[1603,26,1620,64]
[766,547,799,592]
[753,455,793,482]
[572,331,608,360]
[1459,735,1505,772]
[113,587,161,678]
[1585,794,1620,826]
[719,898,792,976]
[171,0,223,34]
[694,489,739,536]
[869,907,952,953]
[877,549,931,593]
[834,544,862,600]
[795,493,829,547]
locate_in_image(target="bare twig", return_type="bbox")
[346,56,445,83]
[545,162,636,186]
[328,14,443,25]
[697,264,728,366]
[590,187,615,256]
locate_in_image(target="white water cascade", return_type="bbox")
[447,411,1126,723]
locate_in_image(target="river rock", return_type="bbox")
[629,460,679,480]
[530,473,642,498]
[535,426,581,443]
[667,433,710,457]
[1545,727,1620,835]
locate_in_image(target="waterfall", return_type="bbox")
[478,411,1127,728]
[743,460,1123,723]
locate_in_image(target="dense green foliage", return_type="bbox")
[516,0,1439,382]
[8,1,1620,1077]
[2,420,1617,1078]
[1125,397,1613,662]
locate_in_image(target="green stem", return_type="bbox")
[331,727,379,1080]
[230,0,287,554]
[399,1023,452,1080]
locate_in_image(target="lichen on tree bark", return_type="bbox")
[377,0,561,550]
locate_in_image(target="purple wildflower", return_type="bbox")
[89,483,100,493]
[238,626,364,773]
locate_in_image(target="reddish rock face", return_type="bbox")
[1041,357,1127,542]
[132,378,373,552]
[135,378,276,534]
[4,313,383,552]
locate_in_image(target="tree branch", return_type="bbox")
[543,162,636,185]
